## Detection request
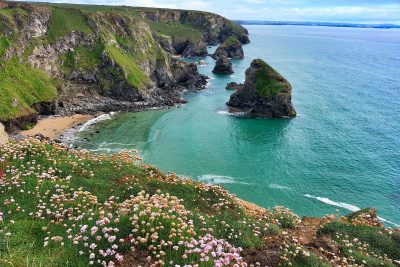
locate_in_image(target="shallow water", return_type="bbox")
[75,25,400,226]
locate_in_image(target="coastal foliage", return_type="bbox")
[46,7,92,43]
[253,59,290,97]
[0,60,58,120]
[1,139,399,266]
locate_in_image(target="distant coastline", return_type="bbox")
[235,20,400,29]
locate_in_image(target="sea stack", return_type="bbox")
[227,59,296,118]
[212,37,244,59]
[212,55,234,75]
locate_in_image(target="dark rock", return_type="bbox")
[227,59,296,118]
[181,41,208,58]
[212,37,244,59]
[226,82,243,91]
[212,56,233,75]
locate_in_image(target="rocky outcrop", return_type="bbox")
[212,55,233,75]
[181,41,208,58]
[227,59,296,118]
[0,123,9,145]
[212,37,244,59]
[226,82,243,90]
[135,8,250,45]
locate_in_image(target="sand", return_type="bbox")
[20,114,94,140]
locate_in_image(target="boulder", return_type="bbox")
[0,123,9,145]
[212,55,233,75]
[226,82,243,91]
[212,37,244,59]
[227,59,296,118]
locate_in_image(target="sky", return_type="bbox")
[23,0,400,24]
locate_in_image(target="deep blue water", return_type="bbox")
[75,26,400,226]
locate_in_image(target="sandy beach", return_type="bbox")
[20,114,94,140]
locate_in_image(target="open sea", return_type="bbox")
[74,25,400,226]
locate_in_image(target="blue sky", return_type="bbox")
[24,0,400,24]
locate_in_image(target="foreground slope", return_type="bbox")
[0,139,399,266]
[0,1,249,129]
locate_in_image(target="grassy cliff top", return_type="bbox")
[251,59,291,97]
[0,139,399,266]
[221,36,241,47]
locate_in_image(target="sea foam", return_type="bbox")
[79,112,116,132]
[198,174,250,185]
[304,194,399,227]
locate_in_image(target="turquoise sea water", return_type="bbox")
[75,26,400,226]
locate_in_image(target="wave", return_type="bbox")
[198,174,250,185]
[78,112,116,132]
[217,111,246,117]
[304,194,399,227]
[304,194,360,212]
[269,183,292,190]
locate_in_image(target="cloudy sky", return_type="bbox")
[25,0,400,24]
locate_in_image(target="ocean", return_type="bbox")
[74,25,400,226]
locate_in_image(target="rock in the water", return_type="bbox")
[212,55,233,75]
[212,37,244,59]
[227,59,296,118]
[0,123,9,145]
[226,82,243,90]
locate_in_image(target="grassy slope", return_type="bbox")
[0,60,58,121]
[0,139,289,266]
[46,6,92,43]
[1,140,398,266]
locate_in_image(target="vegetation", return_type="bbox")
[0,139,282,266]
[60,41,104,74]
[147,20,203,43]
[319,221,400,265]
[254,59,290,97]
[222,36,240,47]
[46,7,92,43]
[0,60,58,121]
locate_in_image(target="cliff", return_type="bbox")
[0,138,399,267]
[0,2,249,130]
[227,59,297,118]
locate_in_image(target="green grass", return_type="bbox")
[147,20,203,43]
[253,59,290,97]
[46,7,92,43]
[319,221,400,260]
[60,41,104,74]
[0,140,270,266]
[105,44,150,89]
[0,59,58,120]
[222,36,240,47]
[0,36,10,57]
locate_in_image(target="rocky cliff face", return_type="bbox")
[227,59,296,118]
[135,8,250,45]
[212,37,244,59]
[0,2,213,129]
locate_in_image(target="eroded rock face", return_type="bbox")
[0,123,9,145]
[181,41,208,58]
[212,37,244,59]
[212,55,233,75]
[226,82,243,90]
[227,59,296,118]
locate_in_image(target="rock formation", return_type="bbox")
[212,37,244,59]
[212,55,233,75]
[227,59,296,118]
[226,82,243,90]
